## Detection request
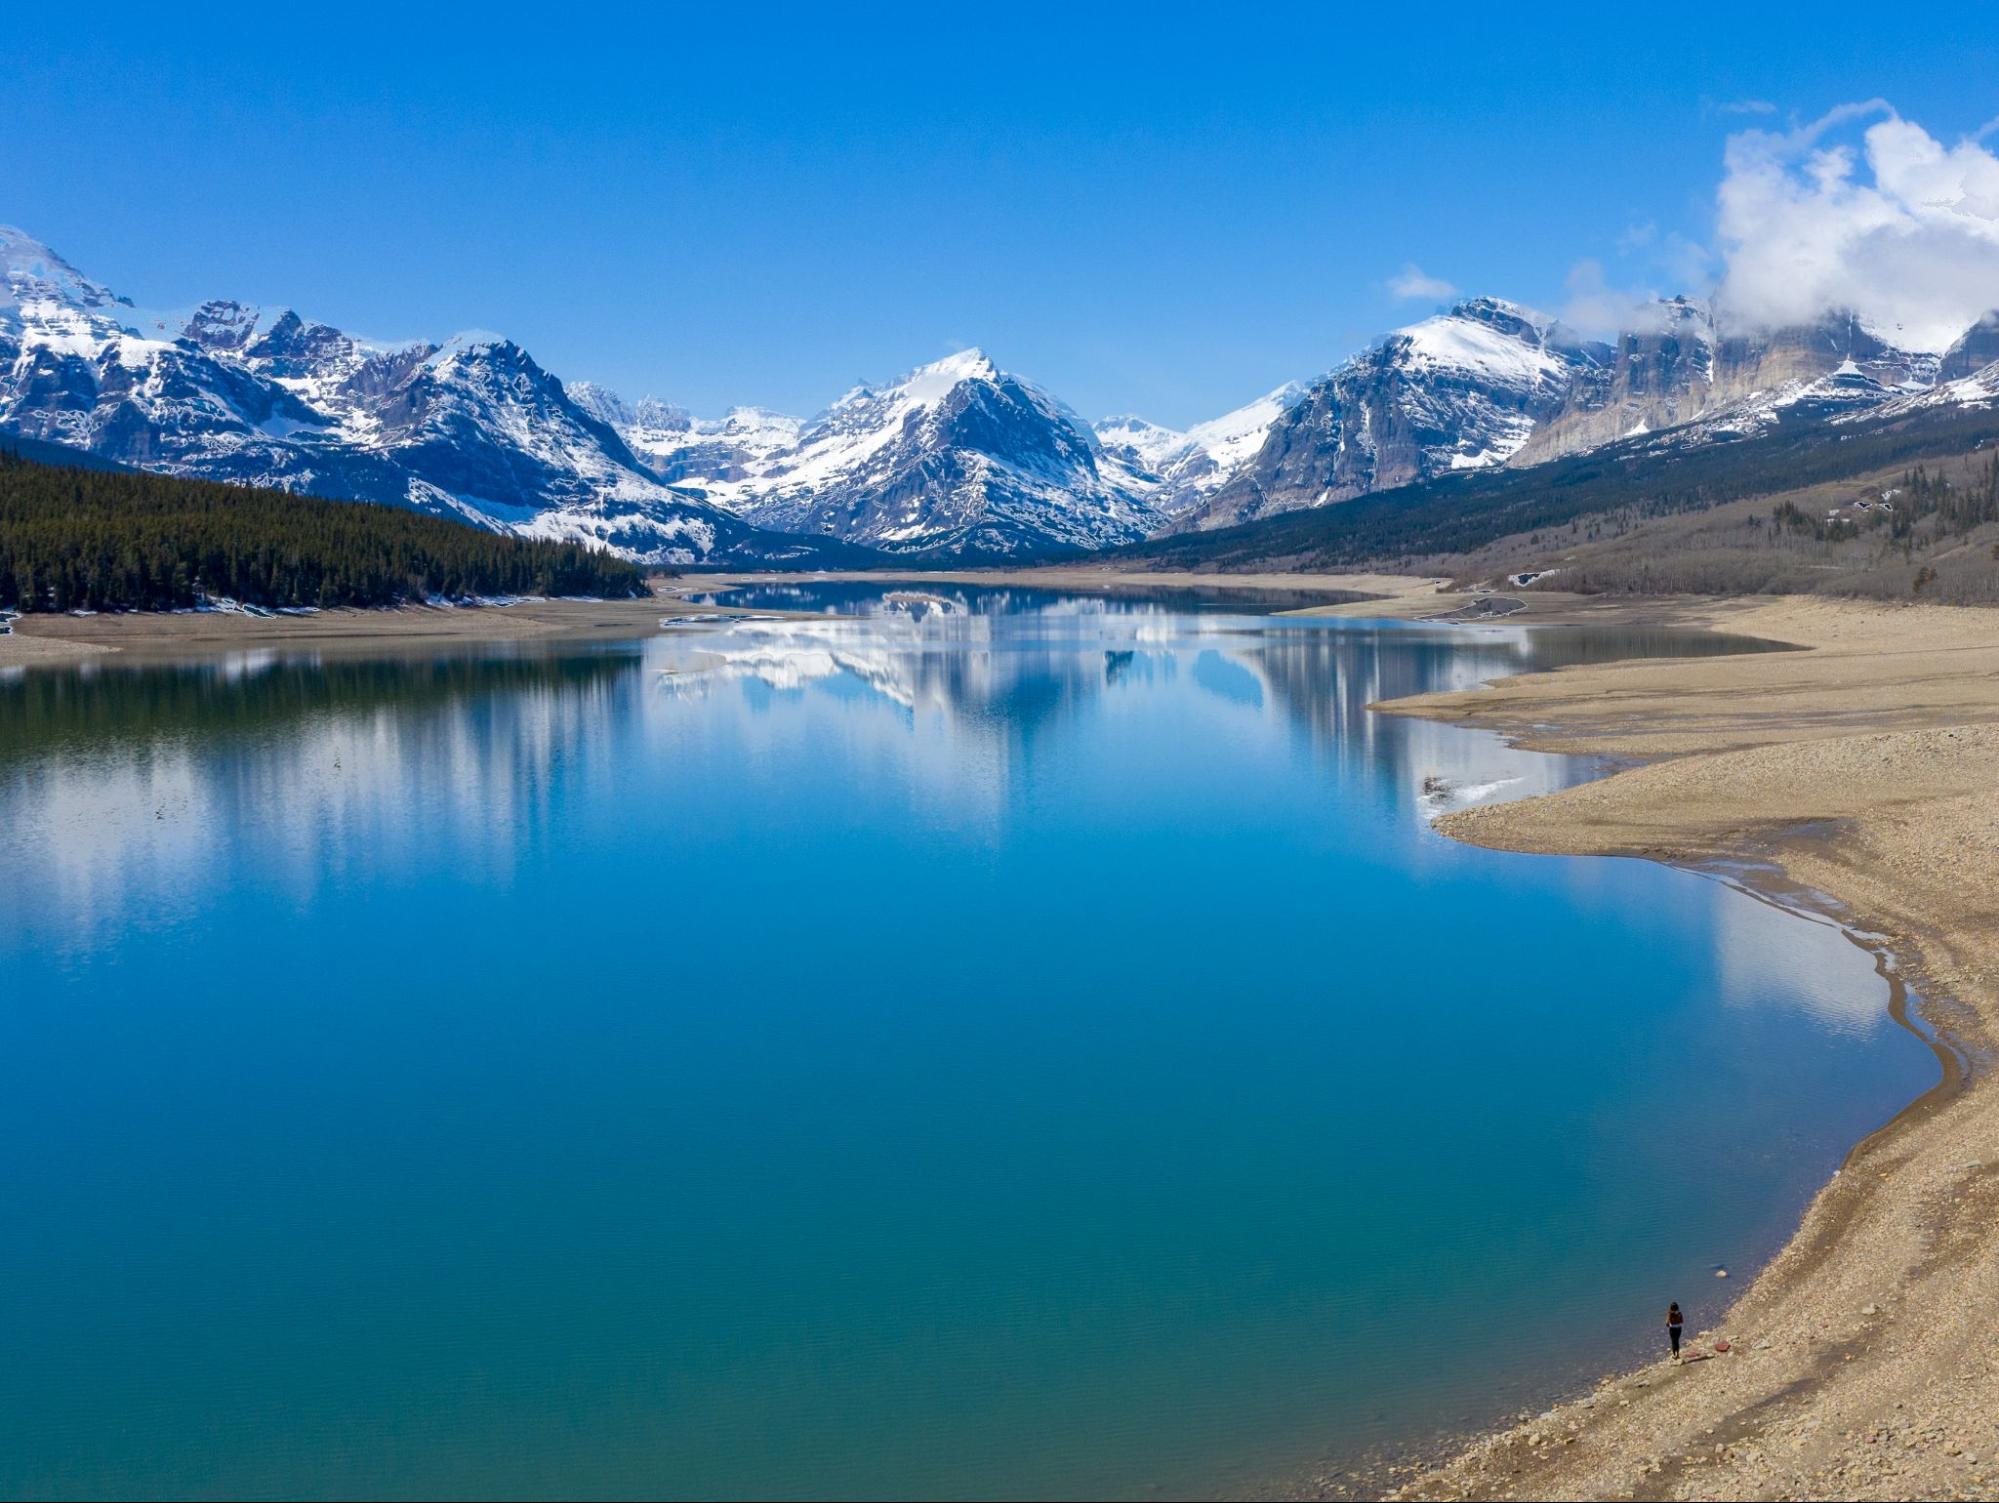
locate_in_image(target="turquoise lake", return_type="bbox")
[0,585,1936,1499]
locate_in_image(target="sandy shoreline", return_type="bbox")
[0,594,719,669]
[1368,593,1999,1501]
[0,569,1438,671]
[682,566,1456,618]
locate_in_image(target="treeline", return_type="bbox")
[1888,457,1999,538]
[1766,456,1999,546]
[0,450,649,612]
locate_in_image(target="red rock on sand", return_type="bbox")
[1714,1339,1732,1353]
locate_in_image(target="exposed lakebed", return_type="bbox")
[0,585,1933,1499]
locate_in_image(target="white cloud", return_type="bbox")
[1557,259,1654,341]
[1713,98,1778,117]
[1616,221,1658,253]
[1387,263,1458,301]
[1654,230,1715,290]
[1714,102,1999,351]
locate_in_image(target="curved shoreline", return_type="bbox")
[1365,593,1999,1501]
[1691,866,1967,1158]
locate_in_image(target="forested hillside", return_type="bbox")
[0,451,648,612]
[1118,405,1999,577]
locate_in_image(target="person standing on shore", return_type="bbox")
[1667,1302,1684,1360]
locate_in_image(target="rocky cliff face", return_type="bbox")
[1176,300,1604,531]
[1516,302,1938,462]
[1508,297,1718,459]
[1940,312,1999,383]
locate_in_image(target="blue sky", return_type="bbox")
[6,3,1999,427]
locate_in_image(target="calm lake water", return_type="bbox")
[0,585,1935,1500]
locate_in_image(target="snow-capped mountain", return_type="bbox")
[742,350,1161,555]
[1167,296,1997,534]
[1094,382,1307,516]
[567,383,803,489]
[587,350,1163,557]
[0,227,1156,561]
[1175,299,1605,531]
[0,226,762,564]
[12,221,1997,565]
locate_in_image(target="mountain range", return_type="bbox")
[5,224,1999,566]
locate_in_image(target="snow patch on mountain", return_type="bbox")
[1397,300,1571,389]
[0,226,129,320]
[1094,414,1191,475]
[1094,382,1307,516]
[1185,382,1310,474]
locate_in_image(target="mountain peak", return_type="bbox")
[0,225,128,316]
[1096,413,1180,438]
[1625,295,1715,338]
[179,299,271,352]
[0,224,71,271]
[930,345,994,372]
[1389,298,1569,386]
[1438,296,1554,342]
[566,380,634,428]
[1184,381,1308,448]
[897,347,998,396]
[434,329,516,355]
[1451,294,1537,319]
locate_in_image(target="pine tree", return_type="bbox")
[0,452,648,612]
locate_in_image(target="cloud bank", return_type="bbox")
[1715,103,1999,351]
[1387,264,1458,301]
